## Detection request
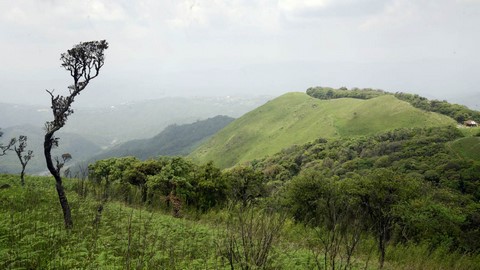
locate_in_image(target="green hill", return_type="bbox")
[190,92,456,168]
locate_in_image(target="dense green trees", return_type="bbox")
[306,86,387,100]
[88,157,229,213]
[253,125,480,266]
[394,92,480,123]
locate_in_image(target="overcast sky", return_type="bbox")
[0,0,479,107]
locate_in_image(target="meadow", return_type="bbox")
[1,174,479,269]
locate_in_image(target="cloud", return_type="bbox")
[278,0,330,13]
[359,0,418,31]
[165,0,280,32]
[278,0,387,20]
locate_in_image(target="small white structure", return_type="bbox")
[464,120,478,127]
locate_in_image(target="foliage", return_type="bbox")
[306,86,387,100]
[89,156,229,213]
[224,165,266,207]
[0,175,323,269]
[255,125,480,256]
[394,92,480,123]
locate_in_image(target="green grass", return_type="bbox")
[459,126,480,137]
[190,92,456,168]
[0,175,225,269]
[1,174,479,269]
[450,136,480,161]
[0,175,319,269]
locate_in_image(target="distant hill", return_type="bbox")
[0,96,270,147]
[0,125,102,174]
[190,92,456,168]
[88,115,235,162]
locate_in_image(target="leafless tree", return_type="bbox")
[0,129,16,157]
[44,40,108,229]
[14,135,34,186]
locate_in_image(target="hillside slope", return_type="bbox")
[190,92,456,168]
[449,128,480,161]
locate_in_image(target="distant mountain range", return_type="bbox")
[0,96,271,146]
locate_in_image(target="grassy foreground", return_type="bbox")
[1,175,479,269]
[0,175,317,269]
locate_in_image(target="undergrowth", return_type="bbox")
[1,174,479,269]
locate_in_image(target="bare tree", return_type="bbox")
[14,135,34,186]
[0,129,16,157]
[44,40,108,229]
[220,202,286,270]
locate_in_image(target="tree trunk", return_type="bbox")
[20,170,25,186]
[45,132,73,230]
[141,184,147,203]
[55,177,73,229]
[378,232,386,269]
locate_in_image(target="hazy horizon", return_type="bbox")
[1,1,479,107]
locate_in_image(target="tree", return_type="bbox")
[44,40,108,229]
[350,169,420,269]
[0,128,16,157]
[13,135,34,186]
[220,202,286,270]
[225,165,265,207]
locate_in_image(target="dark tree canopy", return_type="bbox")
[46,40,108,134]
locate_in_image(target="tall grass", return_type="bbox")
[1,174,479,269]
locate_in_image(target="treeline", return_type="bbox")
[306,86,480,123]
[85,126,480,268]
[393,92,480,123]
[87,157,264,214]
[306,86,387,100]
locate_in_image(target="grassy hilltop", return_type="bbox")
[190,92,455,168]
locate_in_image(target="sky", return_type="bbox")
[0,0,479,107]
